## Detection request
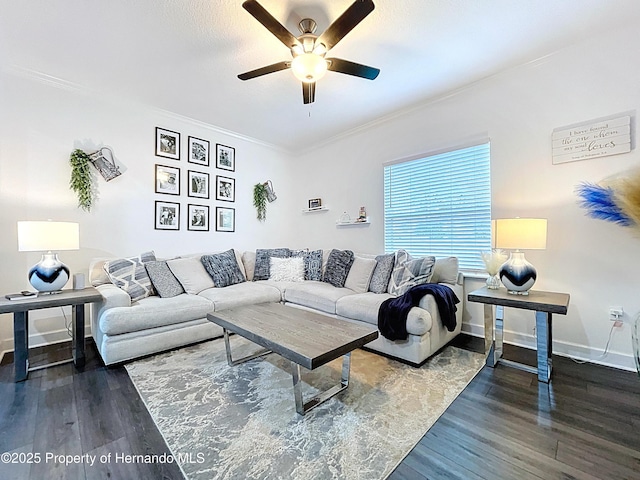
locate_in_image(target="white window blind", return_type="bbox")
[384,142,491,270]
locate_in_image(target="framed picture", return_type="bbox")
[187,204,209,231]
[155,127,180,160]
[308,198,322,209]
[216,175,235,202]
[188,170,209,199]
[155,164,180,195]
[216,144,235,171]
[216,207,235,232]
[155,201,180,230]
[188,136,209,166]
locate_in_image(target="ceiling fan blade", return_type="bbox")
[326,58,379,80]
[316,0,375,51]
[238,61,291,80]
[242,0,300,49]
[302,82,316,104]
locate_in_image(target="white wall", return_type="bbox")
[292,23,640,370]
[0,69,297,356]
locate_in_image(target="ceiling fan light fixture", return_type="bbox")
[291,53,327,83]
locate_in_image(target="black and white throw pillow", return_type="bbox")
[104,251,157,302]
[201,249,246,288]
[388,249,436,296]
[145,260,184,298]
[368,253,395,294]
[322,249,355,288]
[253,248,291,281]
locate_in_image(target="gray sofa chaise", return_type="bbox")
[89,249,463,366]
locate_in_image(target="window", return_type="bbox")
[384,142,491,270]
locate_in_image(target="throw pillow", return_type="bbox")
[388,250,436,296]
[368,253,395,294]
[431,257,459,284]
[242,250,256,281]
[345,256,377,293]
[269,256,305,282]
[145,260,184,298]
[104,251,156,302]
[322,249,355,288]
[291,249,323,281]
[253,248,291,281]
[167,256,215,294]
[201,249,246,288]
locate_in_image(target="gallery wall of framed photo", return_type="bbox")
[154,126,236,232]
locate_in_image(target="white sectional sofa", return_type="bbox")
[89,249,463,366]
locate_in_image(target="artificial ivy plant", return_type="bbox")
[69,149,94,211]
[253,182,268,221]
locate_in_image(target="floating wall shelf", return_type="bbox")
[302,206,329,213]
[336,217,370,227]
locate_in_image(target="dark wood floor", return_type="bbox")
[1,335,638,480]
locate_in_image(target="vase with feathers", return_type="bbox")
[481,249,508,289]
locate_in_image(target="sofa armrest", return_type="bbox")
[96,283,131,309]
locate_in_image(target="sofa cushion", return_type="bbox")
[242,251,256,281]
[284,281,354,314]
[322,249,355,288]
[269,257,305,282]
[432,257,459,284]
[201,249,246,288]
[145,260,184,298]
[336,293,433,336]
[198,282,281,311]
[253,248,291,281]
[292,249,323,281]
[99,293,214,335]
[104,251,156,302]
[388,250,436,296]
[344,256,377,293]
[368,254,395,294]
[167,256,215,294]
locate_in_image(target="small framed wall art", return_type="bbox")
[155,164,180,195]
[188,136,210,166]
[216,175,235,202]
[308,198,322,209]
[155,127,180,160]
[188,204,209,231]
[216,207,235,232]
[155,201,180,230]
[216,143,235,171]
[188,170,210,199]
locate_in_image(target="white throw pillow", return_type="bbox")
[269,257,305,282]
[167,256,215,294]
[345,256,377,293]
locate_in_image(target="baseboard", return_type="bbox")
[461,323,636,372]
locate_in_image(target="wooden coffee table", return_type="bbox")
[207,303,378,415]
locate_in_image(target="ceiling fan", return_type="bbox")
[238,0,380,104]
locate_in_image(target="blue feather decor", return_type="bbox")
[575,182,633,227]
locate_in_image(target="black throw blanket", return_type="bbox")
[378,283,459,341]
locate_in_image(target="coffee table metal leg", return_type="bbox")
[292,352,351,416]
[222,328,271,367]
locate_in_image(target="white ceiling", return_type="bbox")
[2,0,640,153]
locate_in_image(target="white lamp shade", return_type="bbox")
[494,218,547,250]
[18,221,80,252]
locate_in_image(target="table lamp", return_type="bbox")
[17,221,80,293]
[494,218,547,295]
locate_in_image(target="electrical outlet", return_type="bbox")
[609,306,624,322]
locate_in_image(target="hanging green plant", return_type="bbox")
[69,149,94,211]
[253,182,268,221]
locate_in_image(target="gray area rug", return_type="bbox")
[126,337,484,480]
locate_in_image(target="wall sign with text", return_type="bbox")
[552,115,631,164]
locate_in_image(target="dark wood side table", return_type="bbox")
[0,287,103,382]
[468,286,570,383]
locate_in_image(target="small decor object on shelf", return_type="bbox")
[188,170,210,199]
[480,249,508,290]
[188,136,210,166]
[216,144,235,171]
[17,221,80,293]
[69,149,94,211]
[339,212,351,223]
[216,207,235,232]
[357,206,367,222]
[155,165,180,196]
[155,127,180,160]
[188,204,209,232]
[309,198,322,209]
[155,201,180,230]
[216,175,235,202]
